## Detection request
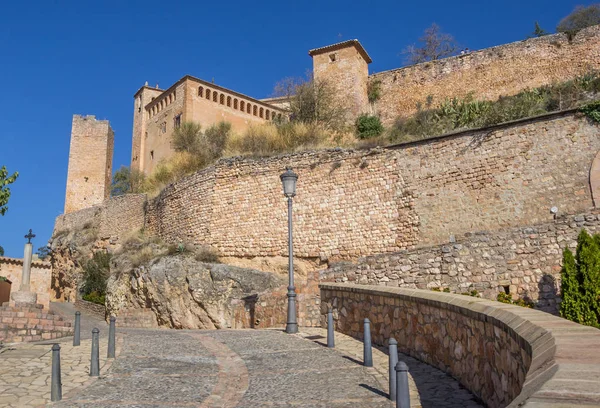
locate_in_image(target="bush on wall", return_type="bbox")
[355,114,384,139]
[81,251,111,305]
[560,229,600,328]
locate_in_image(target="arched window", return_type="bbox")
[233,99,238,109]
[213,92,218,102]
[198,87,204,97]
[253,105,257,116]
[206,89,211,100]
[227,96,232,107]
[259,107,264,118]
[240,101,245,112]
[247,104,252,114]
[220,94,225,105]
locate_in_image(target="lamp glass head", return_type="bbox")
[280,167,298,198]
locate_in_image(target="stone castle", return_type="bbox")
[63,25,600,215]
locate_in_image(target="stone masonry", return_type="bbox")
[0,257,52,309]
[64,115,114,214]
[320,283,600,407]
[371,25,600,124]
[322,210,600,314]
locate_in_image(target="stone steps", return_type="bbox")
[0,302,73,343]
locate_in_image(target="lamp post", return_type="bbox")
[280,167,298,334]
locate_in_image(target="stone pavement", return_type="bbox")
[0,336,114,408]
[299,328,482,408]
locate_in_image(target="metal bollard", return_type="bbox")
[108,316,116,358]
[363,318,373,367]
[327,308,335,348]
[395,361,410,408]
[90,328,100,377]
[51,344,62,401]
[73,311,81,346]
[388,338,398,401]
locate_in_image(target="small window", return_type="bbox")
[198,87,204,97]
[174,114,181,129]
[150,150,154,160]
[329,53,336,62]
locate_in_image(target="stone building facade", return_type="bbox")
[64,115,114,214]
[131,76,286,175]
[0,257,53,309]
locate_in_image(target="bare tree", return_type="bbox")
[273,74,348,131]
[557,4,600,35]
[402,23,458,65]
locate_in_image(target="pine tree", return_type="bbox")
[560,247,581,322]
[531,22,548,38]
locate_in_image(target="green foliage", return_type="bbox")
[172,122,203,154]
[0,246,3,256]
[36,246,50,260]
[560,230,600,328]
[367,80,382,103]
[580,100,600,123]
[0,166,18,216]
[0,276,8,282]
[355,115,384,139]
[82,291,106,305]
[390,71,600,143]
[81,251,111,297]
[496,292,534,308]
[172,121,231,163]
[557,4,600,37]
[528,21,548,38]
[111,166,146,196]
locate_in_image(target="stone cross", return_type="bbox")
[24,229,35,244]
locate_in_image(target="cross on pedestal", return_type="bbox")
[24,229,35,244]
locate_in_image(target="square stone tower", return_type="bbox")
[64,115,114,214]
[309,39,372,121]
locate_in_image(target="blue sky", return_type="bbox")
[0,0,592,258]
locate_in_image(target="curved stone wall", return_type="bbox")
[320,283,600,408]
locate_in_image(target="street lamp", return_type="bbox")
[280,167,298,334]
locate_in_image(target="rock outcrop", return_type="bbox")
[106,255,285,329]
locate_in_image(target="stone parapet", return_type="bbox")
[0,303,73,343]
[320,283,600,407]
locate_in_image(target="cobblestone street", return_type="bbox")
[0,304,483,408]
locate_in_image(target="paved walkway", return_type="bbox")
[0,303,483,408]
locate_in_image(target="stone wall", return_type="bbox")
[145,111,599,260]
[54,194,147,240]
[320,283,600,407]
[322,211,600,314]
[74,297,106,321]
[0,257,53,309]
[64,115,114,214]
[372,25,600,124]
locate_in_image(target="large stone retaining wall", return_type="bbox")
[371,25,600,124]
[55,112,599,261]
[322,211,600,314]
[320,283,600,407]
[144,111,599,260]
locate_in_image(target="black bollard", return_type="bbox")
[90,328,100,377]
[395,361,410,408]
[73,311,81,347]
[108,316,116,358]
[51,344,62,401]
[388,338,398,401]
[363,318,373,367]
[327,308,335,348]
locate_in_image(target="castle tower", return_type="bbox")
[64,115,114,214]
[309,39,372,121]
[131,84,163,173]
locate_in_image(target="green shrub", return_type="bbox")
[81,251,111,297]
[580,101,600,123]
[82,291,106,305]
[497,292,534,308]
[367,80,382,103]
[389,72,600,143]
[560,230,600,328]
[355,114,384,139]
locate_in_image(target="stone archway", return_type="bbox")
[591,151,600,207]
